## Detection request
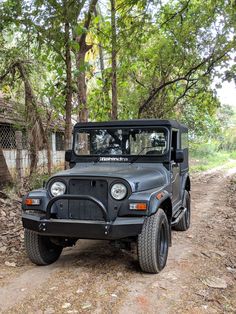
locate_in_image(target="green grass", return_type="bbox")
[190,150,236,173]
[28,165,64,190]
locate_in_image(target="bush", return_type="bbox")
[189,139,236,172]
[189,140,219,158]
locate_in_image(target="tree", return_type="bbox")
[111,0,235,131]
[0,60,51,175]
[111,0,118,120]
[1,0,236,156]
[74,0,98,122]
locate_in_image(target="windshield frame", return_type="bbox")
[73,126,170,163]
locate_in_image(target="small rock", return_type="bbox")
[151,282,160,289]
[62,303,71,309]
[202,276,227,289]
[76,288,83,294]
[81,302,92,309]
[0,247,7,253]
[44,307,55,314]
[5,261,16,267]
[111,293,118,298]
[165,271,177,280]
[20,288,26,292]
[213,250,226,257]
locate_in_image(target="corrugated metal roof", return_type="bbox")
[0,98,65,131]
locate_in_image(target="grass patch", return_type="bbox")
[28,166,64,190]
[190,150,236,173]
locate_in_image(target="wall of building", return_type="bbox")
[3,150,64,175]
[2,132,65,176]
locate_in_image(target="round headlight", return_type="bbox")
[111,183,127,200]
[50,181,66,197]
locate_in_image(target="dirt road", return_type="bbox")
[0,168,236,314]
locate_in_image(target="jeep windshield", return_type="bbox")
[74,127,169,157]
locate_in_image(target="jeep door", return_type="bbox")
[171,129,181,206]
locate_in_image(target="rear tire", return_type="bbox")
[138,209,169,274]
[24,229,63,265]
[173,190,191,231]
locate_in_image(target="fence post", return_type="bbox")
[15,131,23,188]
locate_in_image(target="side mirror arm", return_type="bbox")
[65,149,72,162]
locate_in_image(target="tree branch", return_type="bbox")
[160,0,190,28]
[78,0,98,47]
[0,64,15,83]
[138,49,230,117]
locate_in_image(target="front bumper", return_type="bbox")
[22,213,144,240]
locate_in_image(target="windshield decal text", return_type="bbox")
[99,157,129,162]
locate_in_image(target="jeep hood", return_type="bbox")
[53,163,168,192]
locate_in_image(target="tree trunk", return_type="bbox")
[64,8,73,152]
[76,49,89,122]
[0,147,12,187]
[75,0,98,123]
[15,131,23,189]
[95,5,111,115]
[45,133,52,176]
[111,0,118,120]
[16,62,47,176]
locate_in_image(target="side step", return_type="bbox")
[171,207,187,226]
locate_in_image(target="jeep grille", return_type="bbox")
[68,179,108,220]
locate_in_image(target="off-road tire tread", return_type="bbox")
[138,209,169,274]
[24,229,62,265]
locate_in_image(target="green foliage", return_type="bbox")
[27,165,64,190]
[190,141,236,173]
[190,141,220,158]
[219,126,236,151]
[0,0,236,148]
[190,150,235,173]
[28,171,50,190]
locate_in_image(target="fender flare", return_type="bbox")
[181,173,191,201]
[149,190,172,221]
[149,191,172,245]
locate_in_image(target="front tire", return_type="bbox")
[138,209,169,274]
[24,229,63,265]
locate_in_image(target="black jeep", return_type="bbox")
[22,119,191,273]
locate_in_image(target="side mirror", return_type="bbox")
[174,149,184,163]
[65,149,72,162]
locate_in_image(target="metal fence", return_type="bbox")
[0,124,16,149]
[0,124,65,150]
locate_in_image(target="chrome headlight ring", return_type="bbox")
[50,181,66,197]
[110,182,128,200]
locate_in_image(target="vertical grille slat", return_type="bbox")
[68,179,108,220]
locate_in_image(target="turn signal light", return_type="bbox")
[129,203,147,211]
[25,198,41,206]
[156,192,164,200]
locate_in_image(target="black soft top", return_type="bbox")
[74,119,188,132]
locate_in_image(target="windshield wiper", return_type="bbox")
[129,146,153,164]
